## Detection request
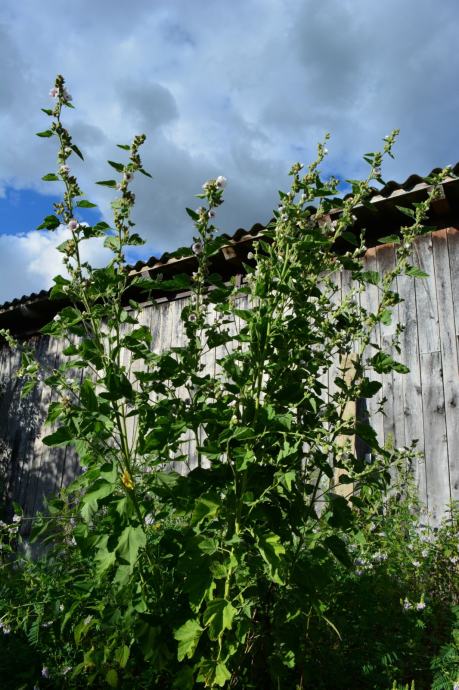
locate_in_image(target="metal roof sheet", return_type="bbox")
[1,162,458,316]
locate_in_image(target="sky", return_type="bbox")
[1,0,459,303]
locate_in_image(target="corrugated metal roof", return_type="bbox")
[1,162,458,315]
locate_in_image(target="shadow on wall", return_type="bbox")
[0,336,79,530]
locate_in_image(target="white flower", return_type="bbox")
[215,175,227,188]
[403,598,412,610]
[247,252,254,260]
[67,219,79,232]
[192,241,203,255]
[59,603,64,612]
[66,377,75,386]
[53,314,61,322]
[12,515,21,523]
[145,514,155,525]
[59,165,70,175]
[412,560,421,568]
[42,666,50,678]
[49,87,59,98]
[416,601,426,610]
[281,214,288,222]
[80,465,88,474]
[63,88,72,101]
[323,147,328,154]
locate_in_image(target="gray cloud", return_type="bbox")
[0,0,458,301]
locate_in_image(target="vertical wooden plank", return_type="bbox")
[396,267,427,506]
[29,334,62,516]
[361,248,384,447]
[446,227,459,338]
[376,243,406,453]
[433,230,459,504]
[415,234,450,522]
[447,228,459,501]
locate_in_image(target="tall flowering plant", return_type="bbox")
[0,76,452,689]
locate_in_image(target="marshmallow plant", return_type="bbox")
[0,76,452,689]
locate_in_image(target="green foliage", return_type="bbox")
[0,75,456,688]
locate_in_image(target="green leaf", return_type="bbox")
[197,660,231,687]
[360,270,380,285]
[37,214,61,230]
[108,160,125,172]
[42,426,74,447]
[114,644,130,669]
[83,479,114,504]
[256,532,286,584]
[94,536,116,574]
[80,378,98,411]
[139,168,152,178]
[116,525,146,568]
[396,205,416,219]
[405,265,429,278]
[41,108,53,115]
[191,497,220,526]
[126,233,145,246]
[380,309,392,325]
[72,143,84,160]
[77,199,97,208]
[371,352,409,374]
[324,535,352,567]
[359,378,382,398]
[106,669,119,688]
[378,234,400,244]
[104,236,121,251]
[174,619,203,661]
[42,173,59,181]
[103,370,133,400]
[186,207,199,221]
[36,129,53,137]
[203,598,236,641]
[96,179,117,188]
[117,144,130,150]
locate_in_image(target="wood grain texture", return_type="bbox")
[0,229,458,524]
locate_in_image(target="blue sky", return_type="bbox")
[1,0,459,302]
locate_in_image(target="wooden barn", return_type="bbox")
[1,165,459,525]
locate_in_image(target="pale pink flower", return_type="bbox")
[67,219,79,232]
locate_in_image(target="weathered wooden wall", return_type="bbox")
[1,229,458,523]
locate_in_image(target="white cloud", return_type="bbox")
[1,0,459,300]
[0,227,111,303]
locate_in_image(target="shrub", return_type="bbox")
[0,75,454,689]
